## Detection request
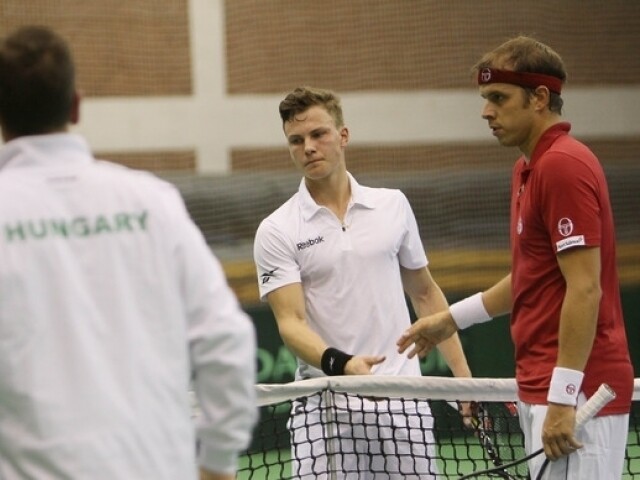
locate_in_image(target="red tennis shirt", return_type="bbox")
[510,122,633,415]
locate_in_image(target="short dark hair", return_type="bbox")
[279,86,344,128]
[473,36,566,114]
[0,25,76,136]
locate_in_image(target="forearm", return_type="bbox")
[278,320,328,369]
[435,334,472,377]
[444,275,511,331]
[480,274,512,318]
[554,247,602,372]
[410,274,471,377]
[268,285,330,369]
[280,321,383,376]
[556,284,600,371]
[537,249,604,461]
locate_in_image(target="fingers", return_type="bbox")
[459,402,491,432]
[397,327,436,358]
[541,404,583,461]
[397,313,457,359]
[462,415,476,430]
[396,328,417,354]
[367,355,386,366]
[345,355,386,375]
[543,435,583,461]
[411,339,436,359]
[458,402,477,430]
[458,401,474,417]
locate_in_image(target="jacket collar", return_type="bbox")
[0,133,92,171]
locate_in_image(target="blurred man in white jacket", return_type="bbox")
[0,25,257,480]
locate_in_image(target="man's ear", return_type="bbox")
[340,126,350,147]
[533,85,551,111]
[69,90,81,125]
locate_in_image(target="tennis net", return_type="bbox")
[237,376,640,479]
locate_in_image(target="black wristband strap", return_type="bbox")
[321,347,353,376]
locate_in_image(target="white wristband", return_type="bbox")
[449,292,492,330]
[547,367,584,406]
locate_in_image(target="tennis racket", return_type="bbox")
[473,402,519,480]
[448,401,519,479]
[458,383,616,480]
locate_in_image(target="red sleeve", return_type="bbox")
[537,153,602,253]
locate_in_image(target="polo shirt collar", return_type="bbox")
[298,171,376,220]
[527,122,571,169]
[0,133,93,171]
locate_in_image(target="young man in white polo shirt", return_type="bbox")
[0,25,257,480]
[253,86,473,478]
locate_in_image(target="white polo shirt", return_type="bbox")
[254,173,427,380]
[0,134,257,479]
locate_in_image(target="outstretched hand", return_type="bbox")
[344,355,386,375]
[396,310,458,359]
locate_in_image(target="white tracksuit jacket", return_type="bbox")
[0,133,257,479]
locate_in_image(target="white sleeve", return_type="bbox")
[171,193,258,473]
[397,192,428,269]
[253,218,301,301]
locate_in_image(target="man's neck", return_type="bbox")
[521,115,562,162]
[306,171,351,220]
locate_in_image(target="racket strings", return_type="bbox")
[467,403,520,480]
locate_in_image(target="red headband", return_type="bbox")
[477,67,563,95]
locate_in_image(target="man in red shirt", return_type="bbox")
[397,36,633,479]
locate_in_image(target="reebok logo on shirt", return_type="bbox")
[296,235,325,251]
[3,210,149,244]
[260,267,279,285]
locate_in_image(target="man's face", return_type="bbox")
[479,83,536,150]
[283,105,349,181]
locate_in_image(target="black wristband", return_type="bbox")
[321,347,353,376]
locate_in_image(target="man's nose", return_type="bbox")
[304,138,316,153]
[481,102,495,120]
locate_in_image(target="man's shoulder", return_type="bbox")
[261,192,300,223]
[539,137,602,180]
[94,160,179,195]
[544,134,598,163]
[356,183,409,209]
[256,192,301,236]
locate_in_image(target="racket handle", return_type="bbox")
[575,383,616,429]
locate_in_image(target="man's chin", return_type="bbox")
[496,137,517,148]
[304,165,329,180]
